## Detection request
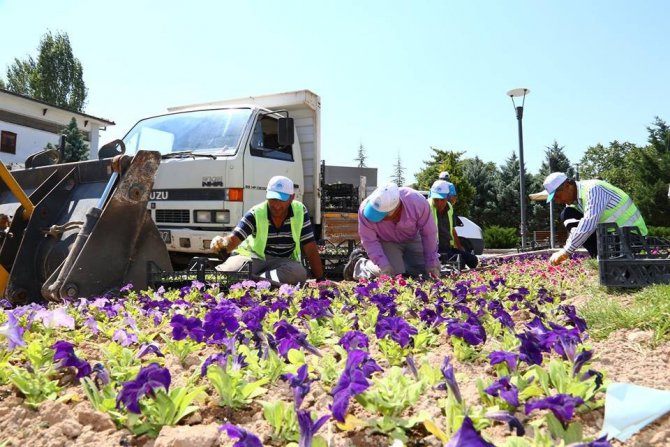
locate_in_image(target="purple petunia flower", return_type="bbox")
[202,350,248,377]
[437,356,462,402]
[516,332,544,366]
[203,305,241,342]
[116,363,171,414]
[331,350,380,422]
[137,342,165,359]
[446,416,495,447]
[92,363,110,388]
[446,315,486,346]
[375,316,417,348]
[241,305,268,333]
[297,410,329,447]
[281,364,313,409]
[273,320,321,359]
[485,410,525,436]
[278,283,298,297]
[0,312,25,350]
[170,314,206,343]
[568,435,612,447]
[525,394,585,427]
[112,329,138,346]
[35,307,75,329]
[488,351,518,372]
[485,376,519,407]
[84,316,99,335]
[298,297,333,319]
[558,304,588,333]
[338,331,369,352]
[219,423,263,447]
[52,340,91,379]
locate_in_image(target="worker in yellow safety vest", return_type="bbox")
[428,180,478,270]
[210,175,325,284]
[539,172,647,265]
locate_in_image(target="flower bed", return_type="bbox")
[0,254,616,446]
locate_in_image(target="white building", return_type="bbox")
[0,88,114,166]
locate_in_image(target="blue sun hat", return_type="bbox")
[363,183,400,222]
[266,175,294,201]
[542,172,568,202]
[430,180,450,199]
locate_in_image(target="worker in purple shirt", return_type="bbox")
[343,183,440,280]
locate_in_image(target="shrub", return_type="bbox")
[648,226,670,239]
[483,226,519,249]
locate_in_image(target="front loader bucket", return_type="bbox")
[0,151,172,305]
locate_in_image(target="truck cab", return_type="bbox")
[120,90,321,265]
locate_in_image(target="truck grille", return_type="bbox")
[155,209,190,223]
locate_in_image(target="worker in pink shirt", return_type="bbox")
[343,183,441,280]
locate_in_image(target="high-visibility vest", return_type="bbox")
[578,180,647,235]
[235,201,304,261]
[429,198,455,248]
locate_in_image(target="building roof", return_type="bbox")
[0,88,115,125]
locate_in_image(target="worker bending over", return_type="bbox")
[428,180,478,269]
[344,183,440,280]
[539,172,647,265]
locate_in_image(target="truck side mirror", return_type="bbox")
[277,117,294,146]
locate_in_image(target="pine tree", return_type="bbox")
[353,143,367,168]
[390,153,406,186]
[414,146,475,215]
[61,118,89,162]
[539,140,573,178]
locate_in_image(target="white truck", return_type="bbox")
[119,90,324,265]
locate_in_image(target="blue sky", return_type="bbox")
[1,0,669,184]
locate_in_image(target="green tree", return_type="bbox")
[390,153,406,186]
[61,117,89,162]
[354,143,367,168]
[578,141,637,193]
[413,146,475,216]
[539,140,573,178]
[534,141,573,232]
[4,31,87,111]
[462,157,499,226]
[628,117,670,226]
[4,58,36,95]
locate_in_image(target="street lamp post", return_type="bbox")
[507,88,530,250]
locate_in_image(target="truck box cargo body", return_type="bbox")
[121,90,322,260]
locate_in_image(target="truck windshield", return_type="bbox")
[122,108,253,156]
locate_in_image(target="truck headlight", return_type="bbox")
[215,211,229,223]
[194,210,212,223]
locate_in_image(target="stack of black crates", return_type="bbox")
[322,183,359,212]
[148,257,250,290]
[597,223,670,287]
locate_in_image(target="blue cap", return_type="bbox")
[363,201,387,222]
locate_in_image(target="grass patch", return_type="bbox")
[581,284,670,346]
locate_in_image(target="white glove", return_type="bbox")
[549,249,570,266]
[210,235,228,252]
[426,266,441,278]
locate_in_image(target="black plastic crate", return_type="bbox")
[597,223,670,288]
[148,257,250,290]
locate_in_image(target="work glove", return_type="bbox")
[210,236,230,261]
[426,266,441,278]
[549,249,570,266]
